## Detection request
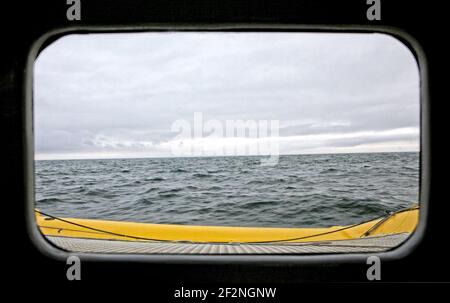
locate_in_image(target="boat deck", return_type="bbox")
[46,233,409,255]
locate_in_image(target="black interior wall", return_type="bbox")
[0,0,445,287]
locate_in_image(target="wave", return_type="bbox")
[140,187,158,194]
[158,193,179,198]
[192,173,211,178]
[241,201,276,209]
[246,180,265,185]
[320,168,338,173]
[37,197,62,204]
[159,188,183,194]
[34,152,419,227]
[146,177,165,182]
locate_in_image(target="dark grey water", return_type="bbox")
[35,152,419,227]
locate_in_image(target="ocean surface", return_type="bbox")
[35,152,419,228]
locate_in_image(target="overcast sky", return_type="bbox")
[34,32,420,160]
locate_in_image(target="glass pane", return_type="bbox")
[34,32,420,254]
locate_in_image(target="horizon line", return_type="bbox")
[34,150,420,161]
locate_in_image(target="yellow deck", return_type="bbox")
[36,208,418,243]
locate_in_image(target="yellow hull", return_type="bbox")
[36,207,418,243]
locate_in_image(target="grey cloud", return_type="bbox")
[34,32,420,159]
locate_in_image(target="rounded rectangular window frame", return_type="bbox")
[25,24,429,264]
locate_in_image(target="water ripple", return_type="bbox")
[35,152,419,227]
